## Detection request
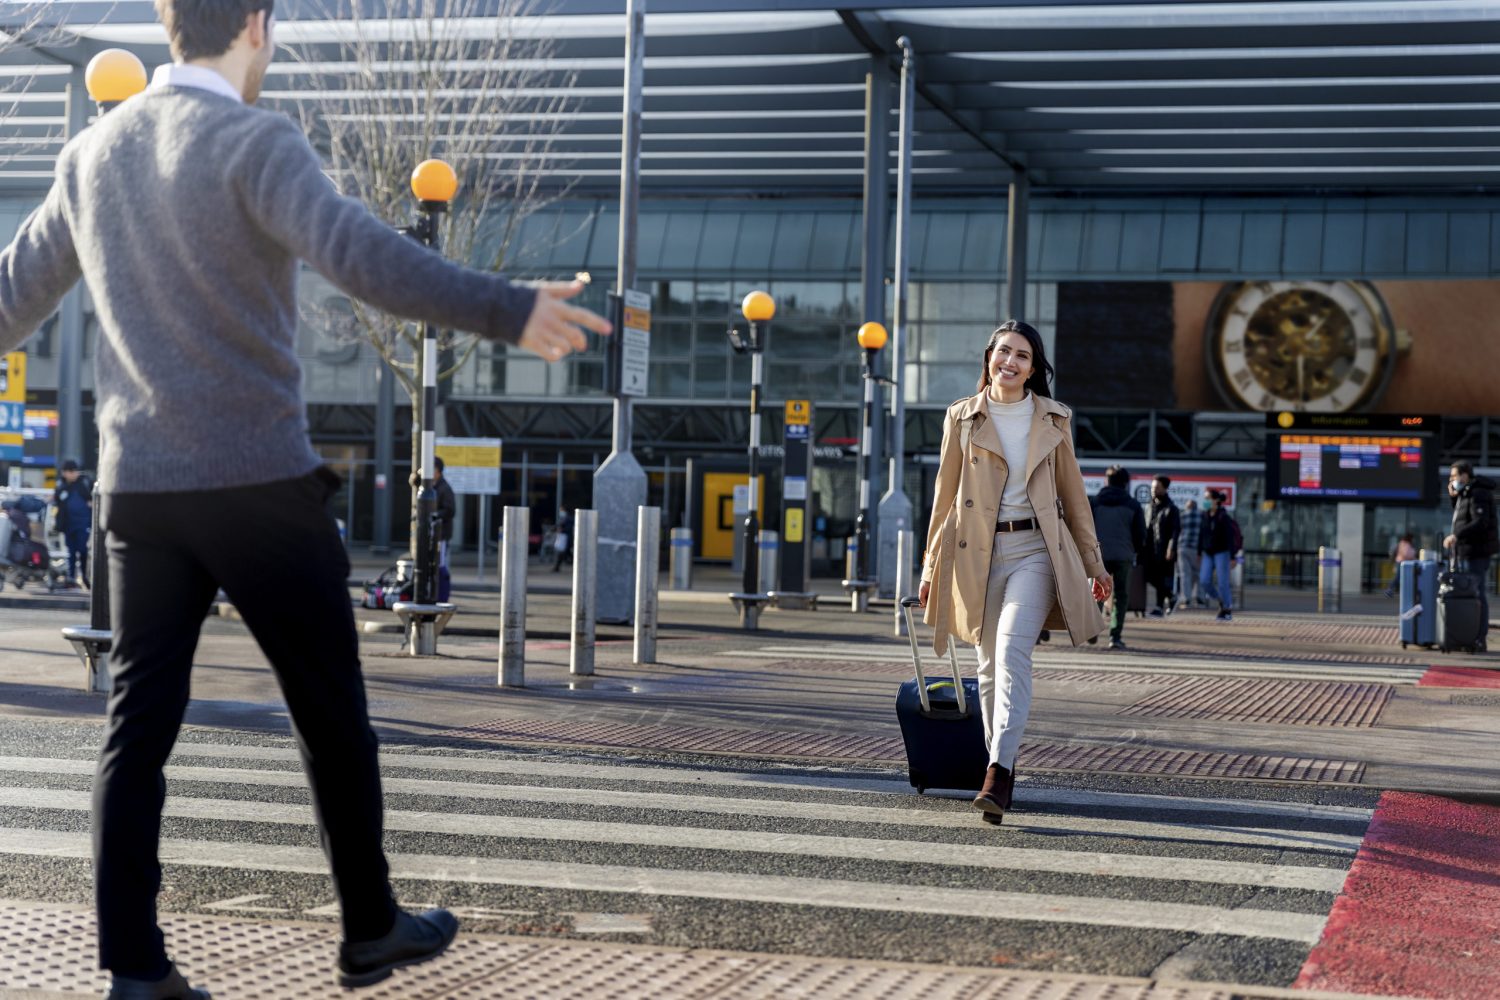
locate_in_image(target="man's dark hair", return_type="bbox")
[61,459,79,472]
[1106,465,1130,488]
[1153,474,1171,488]
[1453,460,1474,477]
[155,0,273,62]
[435,456,445,473]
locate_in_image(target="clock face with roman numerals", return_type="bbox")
[1205,280,1398,414]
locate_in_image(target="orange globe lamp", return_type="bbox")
[856,321,888,351]
[85,49,147,106]
[741,290,775,323]
[411,159,458,204]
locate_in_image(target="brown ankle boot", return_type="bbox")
[972,763,1010,819]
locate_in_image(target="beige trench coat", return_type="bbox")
[920,391,1108,653]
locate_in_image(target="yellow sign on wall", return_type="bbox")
[784,399,810,426]
[0,352,24,403]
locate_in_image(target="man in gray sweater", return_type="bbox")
[0,1,610,996]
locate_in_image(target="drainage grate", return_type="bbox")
[1118,678,1393,727]
[0,900,1233,999]
[438,717,906,761]
[1018,743,1365,783]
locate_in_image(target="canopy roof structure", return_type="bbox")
[2,0,1498,194]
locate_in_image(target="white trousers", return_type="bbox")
[973,528,1056,770]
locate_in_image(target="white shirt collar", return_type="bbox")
[149,64,244,104]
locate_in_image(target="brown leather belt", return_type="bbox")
[996,517,1038,533]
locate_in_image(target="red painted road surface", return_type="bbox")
[1295,791,1500,999]
[1418,665,1500,688]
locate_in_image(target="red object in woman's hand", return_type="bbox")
[1092,576,1113,602]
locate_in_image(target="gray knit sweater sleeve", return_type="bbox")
[240,114,537,344]
[0,152,82,353]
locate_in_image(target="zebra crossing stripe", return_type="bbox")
[0,825,1331,943]
[167,742,1376,823]
[0,756,1365,852]
[0,786,1347,892]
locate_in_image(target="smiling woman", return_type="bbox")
[916,318,1109,827]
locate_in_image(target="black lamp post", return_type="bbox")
[729,290,775,597]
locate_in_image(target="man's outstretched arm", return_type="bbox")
[243,116,609,357]
[0,174,82,354]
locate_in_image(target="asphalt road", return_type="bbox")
[0,715,1379,991]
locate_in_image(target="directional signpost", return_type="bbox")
[619,289,651,398]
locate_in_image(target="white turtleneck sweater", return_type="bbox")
[986,391,1034,521]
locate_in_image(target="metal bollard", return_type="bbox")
[669,527,693,590]
[758,530,778,597]
[498,505,529,687]
[1317,545,1342,614]
[893,529,914,637]
[635,506,660,665]
[570,509,598,676]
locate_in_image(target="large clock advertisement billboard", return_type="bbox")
[1054,280,1499,416]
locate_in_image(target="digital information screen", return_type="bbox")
[1265,414,1439,505]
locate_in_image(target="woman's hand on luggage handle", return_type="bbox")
[1091,575,1113,602]
[917,580,930,608]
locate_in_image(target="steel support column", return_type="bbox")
[56,67,89,468]
[876,36,916,598]
[1006,171,1030,324]
[372,358,394,554]
[859,57,890,581]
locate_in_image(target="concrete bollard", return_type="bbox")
[894,529,914,637]
[635,506,660,665]
[669,527,693,591]
[1317,546,1342,614]
[758,529,778,597]
[570,509,598,676]
[498,505,529,687]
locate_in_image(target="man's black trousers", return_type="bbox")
[94,468,397,977]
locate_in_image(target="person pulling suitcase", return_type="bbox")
[1444,461,1498,652]
[916,321,1109,826]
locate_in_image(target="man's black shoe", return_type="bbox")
[105,964,209,999]
[337,908,460,988]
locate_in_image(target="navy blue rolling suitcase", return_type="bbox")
[1398,558,1437,648]
[1438,559,1485,654]
[895,598,986,794]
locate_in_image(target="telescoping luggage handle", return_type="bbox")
[899,597,967,716]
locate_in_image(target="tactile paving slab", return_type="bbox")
[436,717,907,760]
[436,718,1363,783]
[0,900,1235,999]
[1018,743,1364,784]
[1118,677,1394,727]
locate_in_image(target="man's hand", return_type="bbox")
[1445,534,1457,550]
[517,280,612,362]
[1092,575,1113,602]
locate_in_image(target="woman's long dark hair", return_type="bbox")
[978,319,1054,399]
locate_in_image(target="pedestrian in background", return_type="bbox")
[52,459,93,588]
[434,457,456,602]
[1200,490,1241,621]
[1176,498,1203,608]
[1145,474,1180,617]
[0,0,611,993]
[1090,465,1145,649]
[918,319,1109,825]
[1444,461,1498,651]
[1384,533,1416,598]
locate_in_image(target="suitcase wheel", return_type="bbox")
[1401,642,1407,649]
[908,769,925,794]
